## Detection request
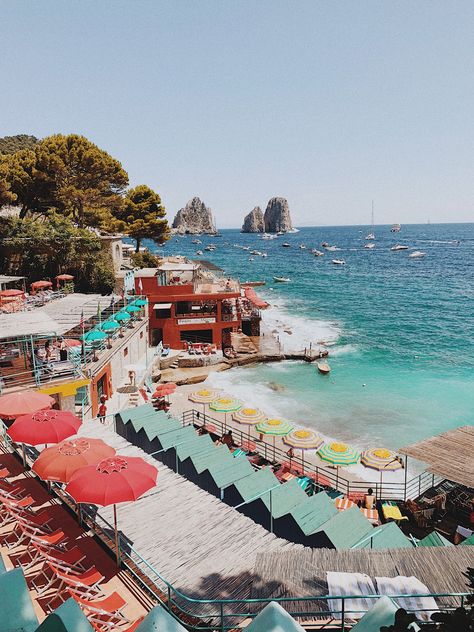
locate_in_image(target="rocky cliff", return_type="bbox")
[264,197,293,233]
[172,197,217,234]
[241,206,264,233]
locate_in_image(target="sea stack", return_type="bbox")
[241,206,264,233]
[172,197,217,234]
[264,197,293,233]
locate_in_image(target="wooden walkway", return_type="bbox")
[78,419,299,612]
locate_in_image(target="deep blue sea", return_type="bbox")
[143,224,474,451]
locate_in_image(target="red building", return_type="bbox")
[134,260,242,349]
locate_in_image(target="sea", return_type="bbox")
[143,223,474,452]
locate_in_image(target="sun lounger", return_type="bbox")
[335,497,356,511]
[382,502,408,523]
[360,507,380,525]
[39,563,104,600]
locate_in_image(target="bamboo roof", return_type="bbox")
[399,425,474,487]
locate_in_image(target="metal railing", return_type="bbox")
[182,409,442,501]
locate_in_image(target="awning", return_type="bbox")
[153,303,172,310]
[244,288,269,309]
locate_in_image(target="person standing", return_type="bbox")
[98,399,107,424]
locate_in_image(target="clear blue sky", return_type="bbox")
[1,1,473,227]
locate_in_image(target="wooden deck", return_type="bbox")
[78,419,299,612]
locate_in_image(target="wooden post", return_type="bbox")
[113,504,120,567]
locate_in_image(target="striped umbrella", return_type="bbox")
[283,428,324,474]
[256,418,293,460]
[361,448,403,471]
[188,388,222,404]
[233,407,267,443]
[209,396,242,431]
[318,442,360,467]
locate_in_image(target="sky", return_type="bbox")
[1,1,473,227]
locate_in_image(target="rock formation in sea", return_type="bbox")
[172,197,217,234]
[241,206,264,233]
[264,197,293,233]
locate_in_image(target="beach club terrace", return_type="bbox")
[0,292,149,417]
[134,257,243,349]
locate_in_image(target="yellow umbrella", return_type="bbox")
[256,418,293,460]
[233,407,267,443]
[283,428,324,474]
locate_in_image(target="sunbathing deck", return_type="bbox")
[78,418,299,612]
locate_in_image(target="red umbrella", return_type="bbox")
[0,391,54,420]
[0,289,24,298]
[7,409,82,446]
[65,456,157,565]
[31,280,53,290]
[33,438,115,483]
[56,274,74,281]
[153,383,176,398]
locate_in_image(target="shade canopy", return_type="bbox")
[55,274,74,281]
[113,311,131,322]
[256,418,293,436]
[318,442,361,466]
[0,391,54,420]
[65,455,158,506]
[7,409,82,446]
[31,280,52,289]
[124,304,141,313]
[283,428,324,450]
[82,329,107,342]
[361,448,403,471]
[33,437,115,483]
[209,397,243,413]
[233,407,267,426]
[100,320,120,333]
[134,298,148,307]
[188,388,222,404]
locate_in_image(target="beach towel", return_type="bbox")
[327,571,377,620]
[375,576,438,621]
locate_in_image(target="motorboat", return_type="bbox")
[250,250,262,255]
[243,246,250,251]
[312,249,324,256]
[365,232,375,240]
[317,361,331,375]
[273,276,291,282]
[391,244,408,251]
[204,245,214,251]
[261,233,276,240]
[321,241,329,247]
[191,239,202,244]
[261,252,268,257]
[282,242,291,248]
[299,244,306,249]
[249,257,255,261]
[409,251,426,258]
[325,245,340,251]
[332,259,346,265]
[391,224,401,232]
[364,243,375,249]
[196,250,203,255]
[276,231,285,236]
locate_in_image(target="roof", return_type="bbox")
[0,568,39,632]
[158,425,197,451]
[261,479,308,519]
[174,432,215,460]
[0,275,25,285]
[192,259,224,272]
[418,531,453,548]
[190,445,233,474]
[399,425,474,487]
[232,467,280,503]
[133,268,159,277]
[245,601,306,632]
[353,521,412,550]
[210,458,255,489]
[291,492,339,535]
[315,506,374,549]
[35,598,93,631]
[134,605,187,631]
[350,596,399,632]
[158,262,198,272]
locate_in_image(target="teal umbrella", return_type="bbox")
[125,305,141,313]
[114,311,131,322]
[134,299,148,307]
[82,330,107,342]
[100,320,120,333]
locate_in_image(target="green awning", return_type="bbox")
[261,478,308,519]
[418,531,453,547]
[232,467,280,503]
[292,492,339,535]
[315,506,374,549]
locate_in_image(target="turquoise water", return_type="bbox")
[144,223,474,450]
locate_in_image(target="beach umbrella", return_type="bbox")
[0,289,24,299]
[233,407,267,443]
[188,388,223,418]
[113,311,131,322]
[32,437,115,483]
[100,320,120,333]
[55,274,74,281]
[256,418,294,460]
[82,330,107,344]
[283,428,324,474]
[31,280,52,291]
[0,391,54,420]
[361,448,403,471]
[7,410,82,446]
[209,396,242,431]
[65,456,158,565]
[124,304,141,313]
[134,298,148,307]
[318,442,360,467]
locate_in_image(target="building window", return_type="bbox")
[124,347,128,357]
[140,331,143,339]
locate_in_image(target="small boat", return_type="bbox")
[317,361,331,375]
[409,250,426,258]
[299,244,306,249]
[196,250,203,255]
[391,244,408,251]
[276,231,285,236]
[312,249,324,256]
[321,241,329,247]
[249,257,255,261]
[365,201,376,240]
[332,259,346,265]
[191,239,202,244]
[325,245,340,251]
[282,242,291,248]
[243,246,250,251]
[364,243,375,249]
[260,252,268,257]
[204,245,213,251]
[391,224,401,232]
[273,276,291,282]
[365,232,375,240]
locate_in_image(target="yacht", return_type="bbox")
[365,201,375,240]
[242,246,250,251]
[299,244,306,250]
[273,276,291,282]
[391,224,401,233]
[196,250,203,255]
[282,242,291,248]
[325,245,340,251]
[312,249,324,256]
[321,241,329,248]
[191,239,202,244]
[391,244,408,251]
[409,251,426,258]
[364,243,375,249]
[332,259,346,265]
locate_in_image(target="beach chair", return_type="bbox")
[70,591,128,628]
[39,563,105,602]
[382,501,409,524]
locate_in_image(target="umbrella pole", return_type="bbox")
[302,450,305,475]
[22,443,26,467]
[273,435,276,462]
[113,504,120,567]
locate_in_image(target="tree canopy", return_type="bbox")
[0,134,38,155]
[113,184,169,251]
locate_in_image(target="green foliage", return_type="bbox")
[0,134,38,155]
[0,161,16,206]
[0,214,115,294]
[130,250,160,268]
[1,134,129,228]
[113,184,169,251]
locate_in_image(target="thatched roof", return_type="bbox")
[399,425,474,488]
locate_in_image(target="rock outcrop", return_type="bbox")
[241,206,264,233]
[264,197,293,233]
[172,197,217,234]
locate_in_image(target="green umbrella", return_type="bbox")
[209,396,242,431]
[317,442,360,466]
[125,304,141,313]
[82,330,107,343]
[100,320,120,333]
[255,418,293,460]
[134,299,148,307]
[114,311,131,322]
